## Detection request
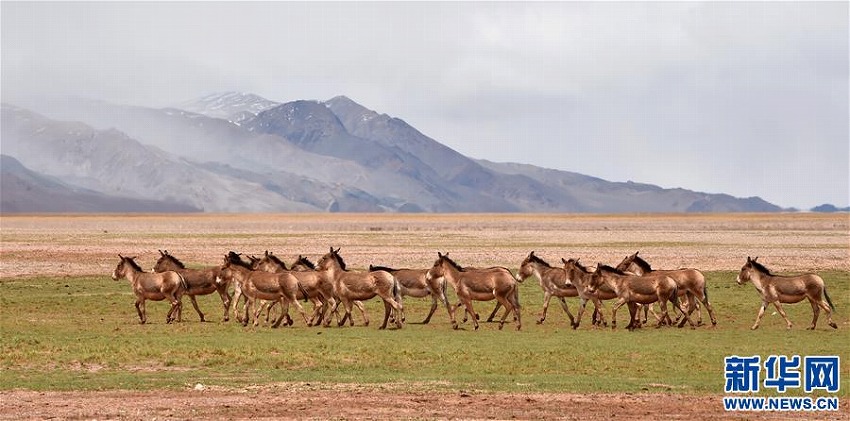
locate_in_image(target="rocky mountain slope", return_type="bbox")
[1,95,783,213]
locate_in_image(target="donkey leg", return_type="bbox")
[573,299,588,329]
[422,294,439,324]
[751,302,768,330]
[697,290,718,326]
[292,297,310,326]
[271,299,287,328]
[655,300,670,329]
[807,299,820,330]
[556,296,575,326]
[187,295,205,322]
[380,300,392,329]
[537,292,552,324]
[816,299,838,329]
[466,301,480,330]
[138,299,148,324]
[610,299,626,329]
[485,302,501,322]
[353,300,368,327]
[496,296,514,330]
[772,302,793,329]
[133,299,144,324]
[218,288,231,322]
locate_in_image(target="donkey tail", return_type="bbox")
[177,272,189,292]
[297,282,310,303]
[824,287,836,311]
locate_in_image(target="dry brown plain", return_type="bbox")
[1,213,848,420]
[1,213,848,278]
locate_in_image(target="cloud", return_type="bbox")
[2,1,847,209]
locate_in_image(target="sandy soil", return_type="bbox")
[1,384,847,420]
[1,213,847,279]
[1,213,848,420]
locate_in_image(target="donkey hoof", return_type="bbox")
[830,322,838,329]
[536,319,544,324]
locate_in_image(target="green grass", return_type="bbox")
[1,272,848,394]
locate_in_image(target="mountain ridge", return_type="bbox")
[1,95,785,213]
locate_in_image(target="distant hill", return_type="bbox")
[2,95,786,213]
[811,204,850,213]
[0,155,201,213]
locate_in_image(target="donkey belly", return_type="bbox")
[465,290,496,301]
[552,285,578,298]
[777,293,807,304]
[628,292,660,304]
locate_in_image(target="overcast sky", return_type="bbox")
[3,2,848,209]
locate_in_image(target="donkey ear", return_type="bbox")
[530,250,535,256]
[753,256,759,262]
[437,252,443,258]
[561,257,567,264]
[118,254,124,259]
[334,247,341,254]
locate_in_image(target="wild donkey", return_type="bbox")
[112,255,187,324]
[736,257,837,330]
[426,252,522,331]
[154,250,231,322]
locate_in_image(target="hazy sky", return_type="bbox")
[3,1,848,209]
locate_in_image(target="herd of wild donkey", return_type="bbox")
[111,248,839,332]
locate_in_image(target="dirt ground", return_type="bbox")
[1,213,848,420]
[2,384,847,420]
[1,213,847,279]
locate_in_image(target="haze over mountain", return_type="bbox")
[1,94,783,213]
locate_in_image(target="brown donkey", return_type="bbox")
[369,265,452,324]
[426,252,522,331]
[587,264,693,330]
[112,255,187,324]
[217,255,309,328]
[251,251,336,327]
[736,257,837,330]
[561,258,616,329]
[154,250,232,322]
[517,251,577,325]
[316,248,403,329]
[617,251,717,326]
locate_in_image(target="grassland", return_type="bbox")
[0,213,848,418]
[1,270,848,394]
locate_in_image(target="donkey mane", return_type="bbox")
[597,264,628,275]
[568,258,591,273]
[265,252,288,270]
[123,256,145,272]
[227,251,253,269]
[369,265,397,272]
[528,253,552,268]
[331,251,347,271]
[749,260,774,276]
[160,253,186,269]
[440,254,464,272]
[628,254,652,272]
[294,256,316,270]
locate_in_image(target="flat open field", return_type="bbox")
[1,213,848,419]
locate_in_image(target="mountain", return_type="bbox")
[3,95,785,213]
[0,104,353,212]
[811,204,850,213]
[0,155,201,213]
[477,160,783,212]
[178,91,279,124]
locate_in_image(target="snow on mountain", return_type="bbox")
[177,91,279,123]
